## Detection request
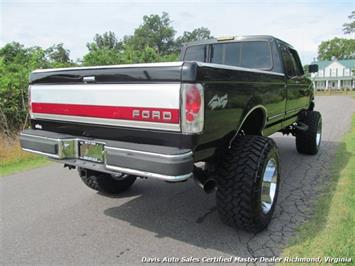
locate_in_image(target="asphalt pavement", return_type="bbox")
[1,96,354,265]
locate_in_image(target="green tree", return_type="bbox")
[28,46,50,69]
[45,43,72,66]
[176,27,212,47]
[0,42,73,134]
[121,45,159,63]
[0,43,52,134]
[126,12,176,55]
[82,48,125,66]
[317,38,355,60]
[82,14,211,65]
[83,32,125,66]
[0,42,29,64]
[87,31,122,52]
[343,10,355,34]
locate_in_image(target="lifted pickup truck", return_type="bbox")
[20,35,321,232]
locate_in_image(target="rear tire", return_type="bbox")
[79,168,136,195]
[216,135,280,233]
[296,110,322,155]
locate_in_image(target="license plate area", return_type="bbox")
[78,141,105,163]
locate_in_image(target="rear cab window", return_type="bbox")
[183,41,273,70]
[211,42,241,66]
[240,42,272,69]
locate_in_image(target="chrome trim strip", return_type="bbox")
[22,148,60,158]
[31,83,181,108]
[105,146,192,159]
[105,164,192,182]
[31,113,181,131]
[268,112,285,121]
[285,107,301,114]
[20,132,72,142]
[32,62,184,73]
[285,105,309,115]
[196,62,285,76]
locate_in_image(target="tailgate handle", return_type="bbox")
[83,76,96,83]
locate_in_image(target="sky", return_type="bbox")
[0,0,354,64]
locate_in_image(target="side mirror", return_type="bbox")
[308,64,318,73]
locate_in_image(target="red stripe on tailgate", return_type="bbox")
[32,103,179,124]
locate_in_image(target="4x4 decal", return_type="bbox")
[208,94,228,110]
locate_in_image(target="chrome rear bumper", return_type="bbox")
[20,129,193,182]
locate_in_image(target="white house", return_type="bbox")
[311,59,355,90]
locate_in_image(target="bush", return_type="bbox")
[0,42,73,135]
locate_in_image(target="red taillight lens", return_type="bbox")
[181,83,204,133]
[185,85,201,122]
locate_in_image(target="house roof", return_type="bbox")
[312,59,355,69]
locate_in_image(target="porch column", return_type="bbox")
[325,80,329,90]
[338,80,341,89]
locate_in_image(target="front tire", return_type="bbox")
[79,168,136,195]
[216,135,280,233]
[296,110,322,155]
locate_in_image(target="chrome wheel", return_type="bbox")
[316,119,322,147]
[261,158,278,214]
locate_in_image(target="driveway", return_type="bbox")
[1,96,354,265]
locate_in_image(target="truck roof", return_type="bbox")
[182,35,294,49]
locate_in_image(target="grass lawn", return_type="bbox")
[281,114,355,265]
[0,135,51,176]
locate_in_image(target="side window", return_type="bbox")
[281,46,297,77]
[184,45,206,62]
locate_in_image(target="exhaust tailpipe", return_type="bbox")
[193,168,217,194]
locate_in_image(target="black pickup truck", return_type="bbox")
[20,35,321,232]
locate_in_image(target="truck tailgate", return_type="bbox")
[30,83,180,131]
[29,62,184,132]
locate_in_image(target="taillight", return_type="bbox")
[185,86,201,122]
[181,83,204,133]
